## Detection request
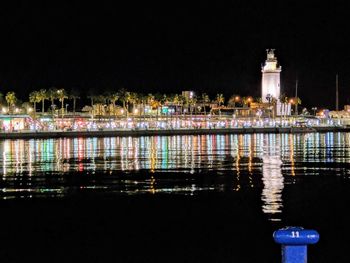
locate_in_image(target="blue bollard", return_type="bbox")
[273,227,319,263]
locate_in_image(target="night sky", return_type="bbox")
[1,1,350,109]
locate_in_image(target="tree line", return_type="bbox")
[0,88,300,115]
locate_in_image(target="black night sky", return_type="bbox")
[1,1,350,109]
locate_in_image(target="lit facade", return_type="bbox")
[261,49,281,102]
[181,91,194,100]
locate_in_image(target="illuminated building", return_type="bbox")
[181,91,195,100]
[0,115,30,131]
[261,49,281,102]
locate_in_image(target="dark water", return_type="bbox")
[1,133,350,262]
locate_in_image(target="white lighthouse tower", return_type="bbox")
[261,49,281,102]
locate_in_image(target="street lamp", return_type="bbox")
[247,97,253,107]
[65,104,69,115]
[312,107,318,116]
[234,96,240,108]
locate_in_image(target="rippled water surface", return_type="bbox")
[2,132,350,262]
[1,132,350,220]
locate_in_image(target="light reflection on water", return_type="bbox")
[1,132,350,220]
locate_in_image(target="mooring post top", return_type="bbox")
[273,226,320,245]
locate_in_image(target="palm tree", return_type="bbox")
[146,93,155,106]
[134,93,142,115]
[279,93,289,103]
[5,92,17,114]
[129,92,139,113]
[173,94,181,114]
[108,93,119,115]
[0,92,4,106]
[164,94,172,105]
[69,89,80,115]
[38,89,47,113]
[57,89,68,118]
[29,91,41,116]
[47,88,58,113]
[183,95,190,115]
[118,88,130,116]
[199,93,209,115]
[216,93,225,107]
[154,93,166,105]
[242,96,253,107]
[188,96,197,117]
[297,97,302,106]
[87,94,98,118]
[95,95,107,115]
[255,97,263,103]
[178,94,186,114]
[228,95,241,107]
[138,93,148,118]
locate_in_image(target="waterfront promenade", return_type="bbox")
[0,125,349,139]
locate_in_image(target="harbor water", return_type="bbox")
[1,132,350,262]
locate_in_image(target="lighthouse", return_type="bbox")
[261,49,281,103]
